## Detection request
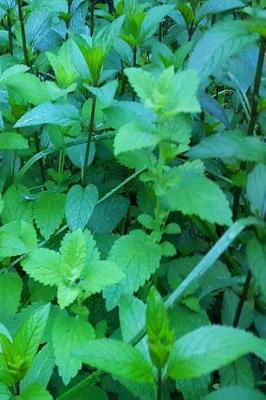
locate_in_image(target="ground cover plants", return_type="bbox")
[0,0,266,398]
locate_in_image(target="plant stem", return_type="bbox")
[90,0,95,36]
[157,369,162,400]
[82,95,96,186]
[232,36,266,219]
[17,0,30,66]
[34,132,45,183]
[233,270,252,327]
[132,46,137,101]
[7,11,13,55]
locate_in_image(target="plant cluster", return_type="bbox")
[0,0,266,399]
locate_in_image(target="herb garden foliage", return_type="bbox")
[0,1,266,400]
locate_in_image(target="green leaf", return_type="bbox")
[10,304,50,380]
[5,73,49,106]
[0,132,28,150]
[0,383,12,400]
[88,195,129,234]
[196,0,244,21]
[81,261,125,294]
[103,230,162,310]
[21,248,62,287]
[1,184,33,224]
[46,40,78,88]
[167,325,266,380]
[18,384,53,400]
[65,184,98,231]
[139,5,175,43]
[0,273,22,320]
[0,64,29,86]
[20,343,55,392]
[161,161,232,226]
[146,287,174,368]
[119,295,146,345]
[220,357,254,388]
[202,386,266,400]
[0,221,37,258]
[75,339,154,383]
[188,21,257,81]
[126,67,201,116]
[14,102,80,128]
[247,164,266,219]
[247,238,266,295]
[34,192,66,240]
[114,121,158,156]
[176,375,211,400]
[189,132,266,163]
[52,313,95,385]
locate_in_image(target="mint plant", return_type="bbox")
[0,0,266,398]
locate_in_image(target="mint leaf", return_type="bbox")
[246,164,266,219]
[75,339,154,383]
[167,325,266,380]
[0,273,22,320]
[0,132,28,150]
[0,221,37,258]
[104,230,161,310]
[52,313,95,385]
[161,161,232,226]
[34,192,66,240]
[65,184,98,231]
[14,102,80,128]
[114,121,158,156]
[18,384,53,400]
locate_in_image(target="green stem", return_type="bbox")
[17,0,30,66]
[233,270,252,327]
[34,132,45,183]
[157,369,162,400]
[232,36,266,219]
[90,0,95,36]
[132,46,137,101]
[58,149,65,175]
[82,95,97,186]
[7,10,13,55]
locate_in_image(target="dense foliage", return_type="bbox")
[0,0,266,398]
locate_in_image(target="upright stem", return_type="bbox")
[90,0,95,36]
[132,46,137,101]
[34,133,45,183]
[157,369,162,400]
[232,37,266,219]
[17,0,30,66]
[7,11,13,55]
[233,270,252,327]
[247,37,266,136]
[82,95,97,186]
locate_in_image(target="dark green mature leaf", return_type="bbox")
[20,343,54,392]
[75,339,154,383]
[52,313,95,385]
[202,386,266,400]
[196,0,244,21]
[161,161,232,226]
[220,357,254,388]
[189,21,257,81]
[189,133,266,163]
[104,230,162,310]
[0,221,37,258]
[34,192,66,239]
[0,132,28,150]
[246,164,266,218]
[14,102,80,128]
[65,184,98,230]
[167,325,266,380]
[88,195,129,234]
[0,273,22,320]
